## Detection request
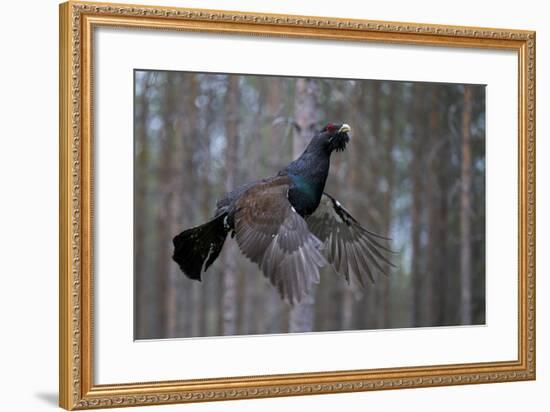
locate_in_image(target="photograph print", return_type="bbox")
[134,70,486,340]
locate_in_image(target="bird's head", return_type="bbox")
[318,123,351,153]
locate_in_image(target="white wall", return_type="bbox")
[0,0,546,411]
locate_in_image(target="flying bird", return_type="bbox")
[172,123,394,304]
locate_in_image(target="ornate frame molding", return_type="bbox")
[59,1,536,409]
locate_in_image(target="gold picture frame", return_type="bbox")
[59,1,536,409]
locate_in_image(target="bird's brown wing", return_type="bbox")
[234,176,327,304]
[306,193,395,288]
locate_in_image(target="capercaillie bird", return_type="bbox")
[172,123,394,304]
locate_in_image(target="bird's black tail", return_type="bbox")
[172,213,229,281]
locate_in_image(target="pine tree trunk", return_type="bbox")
[339,83,363,331]
[264,78,286,333]
[460,86,473,325]
[410,84,424,327]
[135,73,151,339]
[154,73,176,338]
[369,82,382,328]
[437,149,450,325]
[166,74,183,338]
[381,83,397,328]
[221,76,240,336]
[199,81,214,337]
[289,78,319,333]
[425,86,441,326]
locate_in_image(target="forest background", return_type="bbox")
[134,70,486,339]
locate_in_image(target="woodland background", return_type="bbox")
[134,70,486,339]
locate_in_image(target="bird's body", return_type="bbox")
[172,123,394,304]
[216,125,336,220]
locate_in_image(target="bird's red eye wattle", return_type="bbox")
[325,123,334,132]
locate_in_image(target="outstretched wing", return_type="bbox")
[306,193,395,288]
[234,176,327,304]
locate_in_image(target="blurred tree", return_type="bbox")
[156,73,177,337]
[289,78,320,333]
[381,83,397,327]
[410,82,425,327]
[221,75,240,336]
[263,77,289,333]
[460,85,473,324]
[368,81,382,329]
[135,72,151,340]
[425,85,441,326]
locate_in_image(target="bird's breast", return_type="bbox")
[287,176,325,217]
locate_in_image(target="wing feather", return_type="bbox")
[306,193,395,287]
[234,176,327,304]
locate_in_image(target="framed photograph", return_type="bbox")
[59,1,536,409]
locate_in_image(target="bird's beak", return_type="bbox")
[339,124,351,133]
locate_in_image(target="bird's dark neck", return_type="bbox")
[286,145,330,177]
[281,145,332,216]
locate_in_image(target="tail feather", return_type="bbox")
[172,213,229,281]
